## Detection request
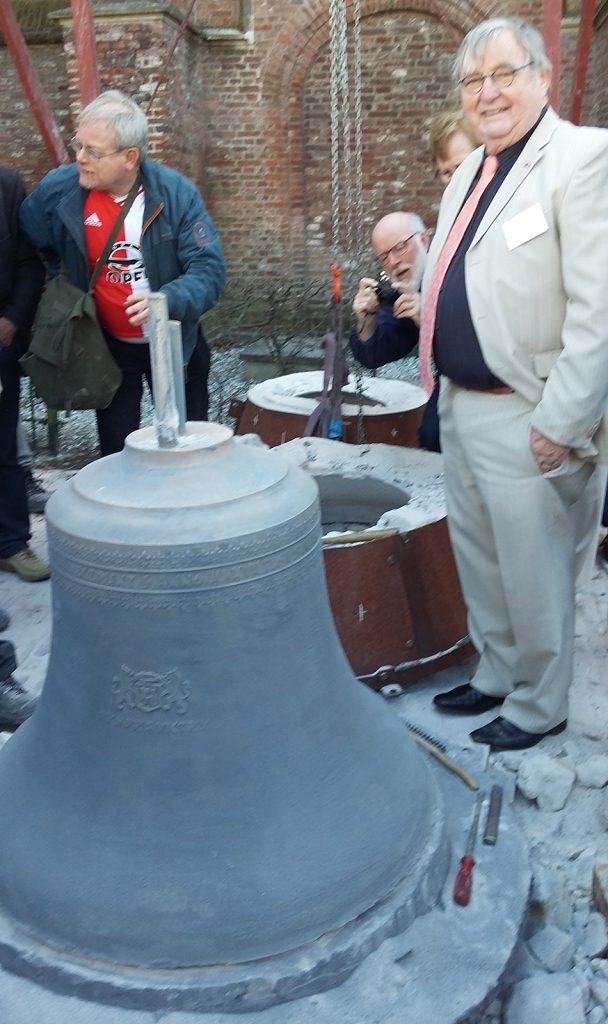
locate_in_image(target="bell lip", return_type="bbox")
[0,792,449,1013]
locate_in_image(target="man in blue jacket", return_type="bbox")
[21,90,226,456]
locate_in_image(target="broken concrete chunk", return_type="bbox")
[497,750,528,772]
[505,973,585,1024]
[576,755,608,788]
[592,976,608,1012]
[547,891,573,932]
[588,1006,606,1024]
[509,941,549,982]
[517,753,575,811]
[530,862,559,905]
[583,913,608,958]
[601,794,608,829]
[593,864,608,919]
[527,923,575,972]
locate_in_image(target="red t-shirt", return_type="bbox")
[84,188,149,341]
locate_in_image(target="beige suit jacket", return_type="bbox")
[423,107,608,461]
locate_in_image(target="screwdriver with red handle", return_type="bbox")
[453,792,484,907]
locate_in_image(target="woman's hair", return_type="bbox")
[429,111,479,163]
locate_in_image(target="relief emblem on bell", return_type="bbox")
[111,665,190,715]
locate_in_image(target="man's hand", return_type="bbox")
[353,278,379,318]
[0,317,17,347]
[125,291,151,327]
[393,285,421,325]
[352,277,379,341]
[530,427,570,474]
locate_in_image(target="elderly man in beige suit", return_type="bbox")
[421,17,608,751]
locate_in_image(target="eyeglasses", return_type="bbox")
[70,136,126,161]
[458,62,534,96]
[377,232,420,265]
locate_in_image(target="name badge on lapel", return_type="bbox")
[502,203,549,251]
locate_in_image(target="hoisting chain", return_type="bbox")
[349,0,367,443]
[328,0,342,265]
[352,0,364,272]
[327,0,367,443]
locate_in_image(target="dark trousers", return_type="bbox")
[96,331,211,457]
[0,342,29,558]
[0,639,16,679]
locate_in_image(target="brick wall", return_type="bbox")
[0,42,69,187]
[301,9,462,286]
[583,13,608,126]
[1,0,608,299]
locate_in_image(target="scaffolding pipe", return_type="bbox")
[0,0,68,164]
[570,0,596,124]
[544,0,564,112]
[70,0,100,107]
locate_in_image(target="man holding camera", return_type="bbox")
[350,211,439,448]
[350,212,428,368]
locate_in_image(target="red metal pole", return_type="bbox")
[0,0,68,164]
[569,0,596,124]
[146,0,197,115]
[544,0,563,112]
[70,0,100,107]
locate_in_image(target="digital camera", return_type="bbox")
[375,280,401,306]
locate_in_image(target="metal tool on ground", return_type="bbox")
[322,527,399,546]
[453,791,484,906]
[401,719,479,792]
[483,785,503,846]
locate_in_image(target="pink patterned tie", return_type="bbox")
[419,154,499,395]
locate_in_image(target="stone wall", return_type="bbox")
[1,0,607,300]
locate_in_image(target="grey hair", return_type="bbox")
[453,17,551,85]
[78,90,148,159]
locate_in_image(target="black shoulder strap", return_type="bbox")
[88,177,141,293]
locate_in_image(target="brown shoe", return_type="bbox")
[0,547,50,583]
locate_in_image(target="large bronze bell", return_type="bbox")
[0,315,448,1013]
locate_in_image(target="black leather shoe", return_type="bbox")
[470,716,567,751]
[433,683,504,715]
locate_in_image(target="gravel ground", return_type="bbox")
[5,347,608,1024]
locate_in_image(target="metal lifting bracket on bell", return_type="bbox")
[147,292,187,445]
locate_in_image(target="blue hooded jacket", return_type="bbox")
[20,159,226,361]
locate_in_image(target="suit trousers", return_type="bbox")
[0,341,29,558]
[439,381,599,733]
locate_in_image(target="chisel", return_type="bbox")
[453,792,484,906]
[483,785,503,846]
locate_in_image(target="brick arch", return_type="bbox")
[263,0,486,104]
[262,0,485,283]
